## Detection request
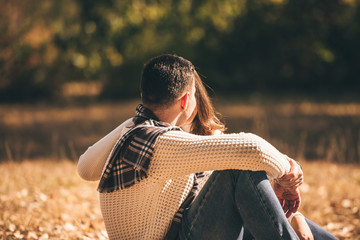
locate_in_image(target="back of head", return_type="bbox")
[141,54,195,107]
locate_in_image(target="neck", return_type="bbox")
[145,103,184,127]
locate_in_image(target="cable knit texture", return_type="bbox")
[77,119,290,240]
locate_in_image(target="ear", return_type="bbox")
[180,92,190,110]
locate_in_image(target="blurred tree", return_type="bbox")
[0,0,359,102]
[99,0,247,99]
[203,0,360,97]
[0,1,79,101]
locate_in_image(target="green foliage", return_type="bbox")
[1,0,360,102]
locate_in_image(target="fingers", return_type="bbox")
[282,201,299,217]
[284,200,300,218]
[278,188,302,217]
[285,159,303,180]
[286,209,292,218]
[293,200,300,212]
[280,199,287,213]
[290,200,300,214]
[277,158,304,189]
[277,175,303,189]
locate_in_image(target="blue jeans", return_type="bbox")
[177,170,337,240]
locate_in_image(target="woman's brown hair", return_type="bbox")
[190,71,226,136]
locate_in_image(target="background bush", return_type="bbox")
[1,0,360,102]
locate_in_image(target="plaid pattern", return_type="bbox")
[97,104,180,193]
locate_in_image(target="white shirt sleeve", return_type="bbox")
[77,118,134,181]
[287,212,304,224]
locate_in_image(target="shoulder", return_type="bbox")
[158,130,251,142]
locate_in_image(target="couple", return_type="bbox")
[77,54,337,239]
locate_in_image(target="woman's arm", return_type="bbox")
[77,118,134,181]
[149,131,291,179]
[289,213,314,240]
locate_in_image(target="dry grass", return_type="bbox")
[0,160,359,239]
[1,101,360,163]
[0,160,106,240]
[300,161,360,239]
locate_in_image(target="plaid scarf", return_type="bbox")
[97,104,181,193]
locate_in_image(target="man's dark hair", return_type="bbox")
[140,54,195,106]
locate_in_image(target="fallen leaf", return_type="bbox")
[14,230,24,238]
[39,233,49,239]
[341,199,352,208]
[9,223,16,232]
[27,231,38,239]
[64,222,76,231]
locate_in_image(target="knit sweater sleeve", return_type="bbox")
[149,131,290,180]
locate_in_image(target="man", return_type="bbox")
[77,54,320,240]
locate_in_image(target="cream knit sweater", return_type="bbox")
[77,118,290,240]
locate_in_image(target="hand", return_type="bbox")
[290,213,314,240]
[272,182,301,217]
[275,156,303,190]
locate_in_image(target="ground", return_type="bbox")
[0,160,359,239]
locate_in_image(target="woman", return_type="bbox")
[187,71,336,240]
